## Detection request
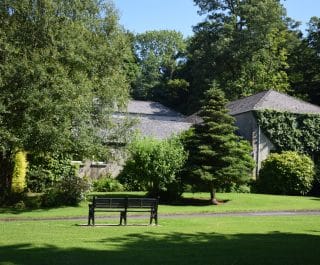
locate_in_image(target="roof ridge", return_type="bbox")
[258,90,320,111]
[252,89,273,110]
[275,90,320,110]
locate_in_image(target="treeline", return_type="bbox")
[129,0,320,114]
[1,0,319,205]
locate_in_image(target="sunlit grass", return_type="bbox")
[0,215,320,265]
[0,192,319,219]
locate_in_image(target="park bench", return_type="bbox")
[88,196,158,226]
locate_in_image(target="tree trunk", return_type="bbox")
[210,186,219,205]
[0,151,14,193]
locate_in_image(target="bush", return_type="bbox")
[42,174,90,207]
[40,156,91,207]
[258,151,315,195]
[119,136,187,201]
[117,171,145,191]
[309,160,320,196]
[27,164,53,193]
[92,176,123,192]
[24,193,42,209]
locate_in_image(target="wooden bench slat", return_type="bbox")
[88,197,158,226]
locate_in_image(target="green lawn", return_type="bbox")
[0,192,320,219]
[1,193,320,264]
[0,216,320,265]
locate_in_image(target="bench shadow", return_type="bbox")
[163,197,230,206]
[76,223,155,227]
[86,193,147,199]
[1,231,319,265]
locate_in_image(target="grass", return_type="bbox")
[0,192,320,219]
[1,192,320,264]
[0,216,320,265]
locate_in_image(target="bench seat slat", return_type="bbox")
[88,197,158,226]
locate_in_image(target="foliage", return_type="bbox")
[27,154,76,192]
[153,78,190,111]
[11,151,28,193]
[185,0,289,112]
[42,174,90,207]
[92,176,124,192]
[182,86,254,203]
[255,110,320,154]
[258,151,315,195]
[287,17,320,106]
[119,136,187,201]
[117,171,145,192]
[27,155,90,206]
[0,0,133,193]
[133,30,187,101]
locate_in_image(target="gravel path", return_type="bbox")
[1,210,320,222]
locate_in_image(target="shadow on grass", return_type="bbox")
[0,204,86,216]
[86,193,147,199]
[1,231,319,265]
[172,197,230,206]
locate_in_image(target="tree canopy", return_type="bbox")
[0,0,134,190]
[287,17,320,105]
[132,30,188,105]
[177,0,289,112]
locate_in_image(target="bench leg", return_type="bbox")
[88,204,95,226]
[88,213,95,226]
[150,210,158,225]
[120,211,127,225]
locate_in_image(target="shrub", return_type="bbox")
[24,193,42,209]
[119,136,187,201]
[27,154,76,192]
[40,156,91,207]
[11,151,28,193]
[309,160,320,196]
[42,175,90,207]
[92,176,123,192]
[258,151,315,195]
[27,164,53,193]
[117,171,145,191]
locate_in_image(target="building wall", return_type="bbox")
[233,111,275,178]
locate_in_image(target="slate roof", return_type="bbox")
[132,117,193,139]
[127,100,184,117]
[115,100,193,139]
[227,90,320,115]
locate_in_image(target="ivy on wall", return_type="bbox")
[255,110,320,154]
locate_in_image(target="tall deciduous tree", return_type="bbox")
[187,0,289,112]
[287,17,320,105]
[133,30,187,101]
[183,86,254,204]
[0,0,133,191]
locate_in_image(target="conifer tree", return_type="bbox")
[183,86,254,204]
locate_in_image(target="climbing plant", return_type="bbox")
[255,110,320,154]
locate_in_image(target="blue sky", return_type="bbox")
[113,0,320,37]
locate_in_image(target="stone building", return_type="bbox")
[226,90,320,177]
[80,90,320,178]
[79,100,194,178]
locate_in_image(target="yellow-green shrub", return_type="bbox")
[11,151,28,193]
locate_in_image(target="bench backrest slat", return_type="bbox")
[94,198,126,208]
[127,198,156,208]
[92,197,157,209]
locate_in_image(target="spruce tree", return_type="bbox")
[183,86,254,204]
